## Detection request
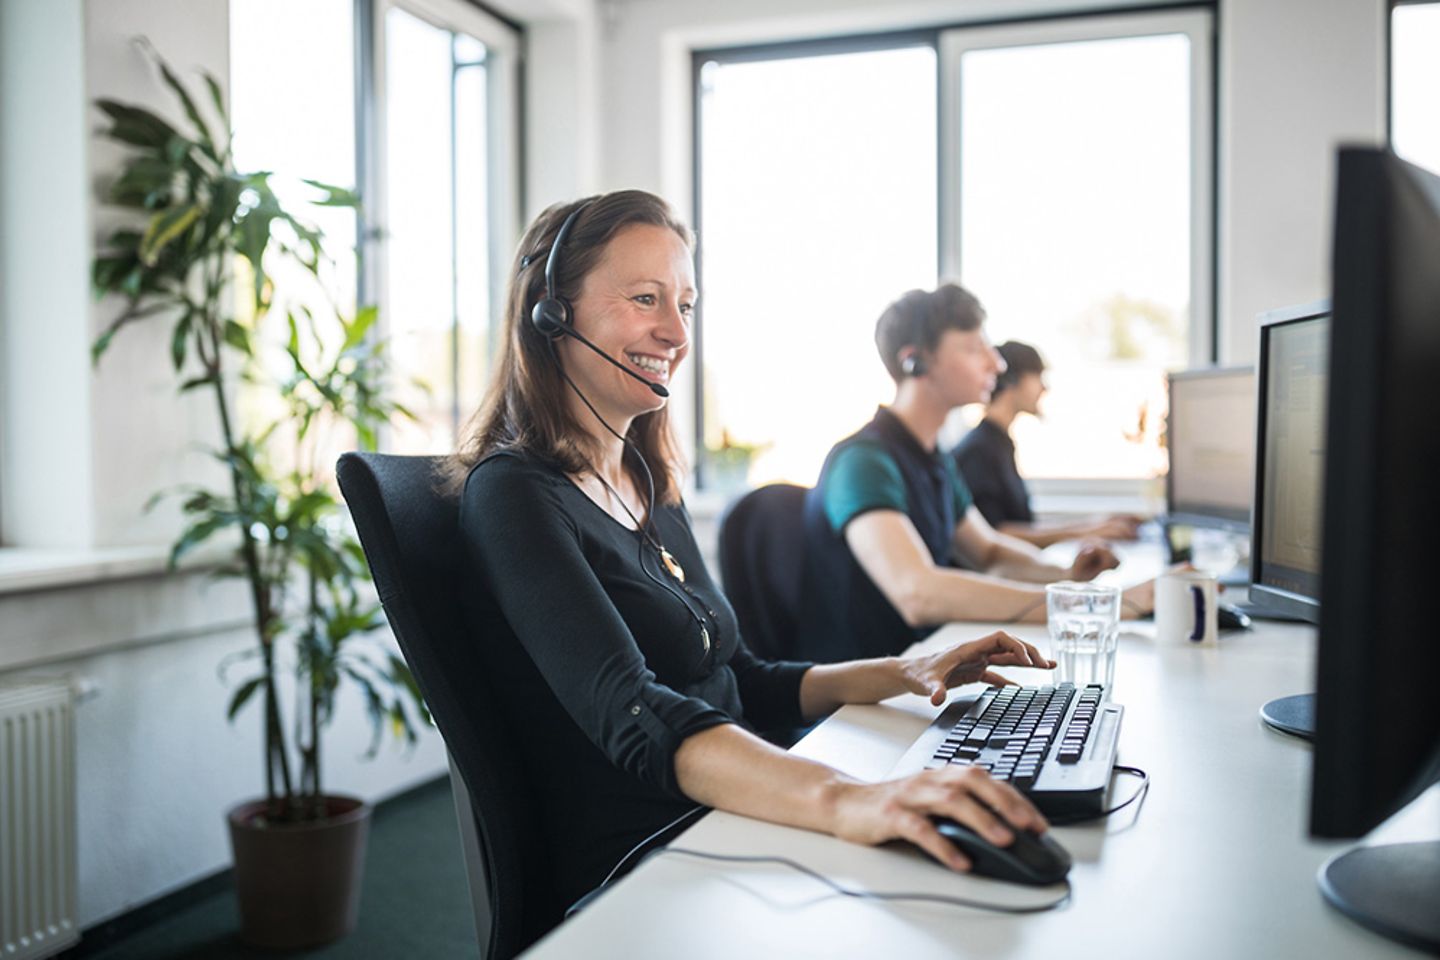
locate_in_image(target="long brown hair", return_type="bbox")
[439,190,693,503]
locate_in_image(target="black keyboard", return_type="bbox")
[889,682,1124,818]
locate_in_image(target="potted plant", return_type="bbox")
[90,46,428,949]
[704,429,766,493]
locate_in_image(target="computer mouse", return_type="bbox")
[1217,601,1252,631]
[926,816,1072,886]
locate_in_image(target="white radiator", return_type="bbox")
[0,680,78,960]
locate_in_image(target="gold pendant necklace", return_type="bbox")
[594,470,686,582]
[659,546,686,583]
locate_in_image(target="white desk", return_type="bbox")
[523,611,1437,958]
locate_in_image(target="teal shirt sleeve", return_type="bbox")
[944,454,975,520]
[821,442,909,532]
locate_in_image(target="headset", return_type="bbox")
[901,351,927,377]
[517,199,704,646]
[529,201,589,339]
[524,201,668,398]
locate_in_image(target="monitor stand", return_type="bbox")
[1259,693,1314,739]
[1319,841,1440,952]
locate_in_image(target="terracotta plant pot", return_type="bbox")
[227,795,372,949]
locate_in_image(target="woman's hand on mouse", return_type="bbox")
[897,630,1054,706]
[828,766,1049,872]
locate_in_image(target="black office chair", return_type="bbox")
[717,483,809,662]
[336,453,563,960]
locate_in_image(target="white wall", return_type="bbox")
[0,0,448,931]
[1217,0,1386,362]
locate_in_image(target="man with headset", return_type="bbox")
[797,284,1156,664]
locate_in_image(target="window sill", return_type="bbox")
[0,542,230,597]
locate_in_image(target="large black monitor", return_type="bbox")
[1164,366,1255,531]
[1249,303,1329,623]
[1307,147,1440,951]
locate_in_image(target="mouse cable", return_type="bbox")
[1046,764,1150,826]
[644,846,1072,915]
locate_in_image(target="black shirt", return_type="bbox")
[458,450,811,906]
[953,418,1034,527]
[797,407,974,664]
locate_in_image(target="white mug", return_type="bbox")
[1155,571,1219,645]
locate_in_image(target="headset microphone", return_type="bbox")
[553,322,670,398]
[530,202,669,398]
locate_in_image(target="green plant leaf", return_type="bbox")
[301,178,361,208]
[170,308,194,370]
[343,666,387,758]
[341,305,378,353]
[202,71,228,126]
[227,676,264,721]
[108,156,177,208]
[151,53,218,161]
[223,319,251,355]
[95,100,181,149]
[139,204,201,265]
[168,513,230,568]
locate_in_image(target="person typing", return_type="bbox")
[443,192,1057,921]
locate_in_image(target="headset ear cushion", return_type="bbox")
[531,298,569,338]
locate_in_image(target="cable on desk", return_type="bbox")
[1047,764,1150,826]
[646,846,1072,914]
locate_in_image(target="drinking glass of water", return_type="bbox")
[1045,581,1121,693]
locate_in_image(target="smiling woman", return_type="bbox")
[432,190,1059,926]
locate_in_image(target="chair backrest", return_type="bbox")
[336,453,561,959]
[716,483,810,661]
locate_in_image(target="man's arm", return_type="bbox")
[843,509,1049,624]
[953,507,1071,582]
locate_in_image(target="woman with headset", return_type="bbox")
[443,191,1053,918]
[796,285,1158,665]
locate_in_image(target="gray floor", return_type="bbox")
[73,778,481,959]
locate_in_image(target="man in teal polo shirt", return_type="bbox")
[797,284,1157,664]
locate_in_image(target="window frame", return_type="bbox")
[357,0,522,444]
[939,8,1216,371]
[689,5,1217,492]
[690,29,943,489]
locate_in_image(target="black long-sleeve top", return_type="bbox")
[458,450,813,906]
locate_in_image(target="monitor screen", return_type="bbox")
[1165,367,1255,529]
[1248,304,1328,621]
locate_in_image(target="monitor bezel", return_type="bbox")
[1247,299,1329,623]
[1164,365,1256,532]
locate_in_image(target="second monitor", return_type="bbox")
[1165,365,1256,532]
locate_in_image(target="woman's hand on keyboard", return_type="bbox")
[829,765,1048,872]
[898,630,1055,706]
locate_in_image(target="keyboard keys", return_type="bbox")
[930,682,1103,782]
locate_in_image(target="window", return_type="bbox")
[231,0,358,463]
[942,12,1212,481]
[378,1,517,454]
[693,11,1213,489]
[696,42,938,487]
[1392,1,1440,173]
[231,0,520,458]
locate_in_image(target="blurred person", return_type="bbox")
[798,286,1157,664]
[953,340,1144,548]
